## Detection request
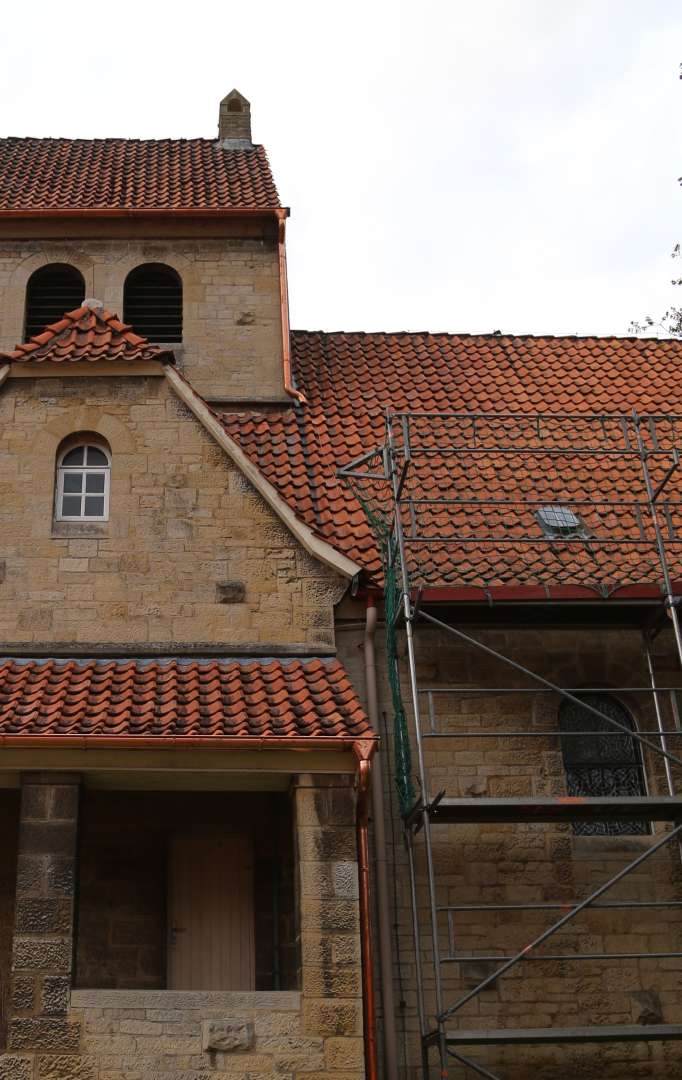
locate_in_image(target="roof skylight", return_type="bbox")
[536,504,586,538]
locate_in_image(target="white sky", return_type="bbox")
[1,0,680,336]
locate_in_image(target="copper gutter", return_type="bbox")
[356,743,379,1080]
[0,733,376,754]
[0,208,289,220]
[276,208,307,404]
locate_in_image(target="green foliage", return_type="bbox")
[630,66,682,339]
[630,245,682,339]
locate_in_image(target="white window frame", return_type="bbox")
[55,444,111,522]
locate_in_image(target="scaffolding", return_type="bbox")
[340,411,682,1079]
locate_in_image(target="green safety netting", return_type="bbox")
[343,468,416,818]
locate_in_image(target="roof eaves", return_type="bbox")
[0,207,289,219]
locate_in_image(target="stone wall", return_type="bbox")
[0,791,20,1050]
[294,775,365,1075]
[0,775,366,1080]
[0,237,285,400]
[6,774,80,1071]
[0,374,344,647]
[337,609,682,1079]
[75,791,296,992]
[69,989,312,1078]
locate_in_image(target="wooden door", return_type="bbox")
[167,831,255,990]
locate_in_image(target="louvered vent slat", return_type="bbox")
[123,264,183,343]
[25,264,86,338]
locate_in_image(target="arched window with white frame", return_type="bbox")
[55,440,111,521]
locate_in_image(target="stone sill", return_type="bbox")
[70,989,301,1011]
[51,521,109,539]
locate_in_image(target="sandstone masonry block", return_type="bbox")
[9,1016,80,1052]
[15,897,71,934]
[202,1017,254,1052]
[11,974,35,1012]
[36,1055,98,1080]
[41,975,71,1016]
[0,1055,33,1080]
[13,937,72,974]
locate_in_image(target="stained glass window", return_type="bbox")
[558,693,649,836]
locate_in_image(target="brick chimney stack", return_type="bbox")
[218,90,252,147]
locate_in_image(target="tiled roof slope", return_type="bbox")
[0,658,371,740]
[0,138,280,212]
[220,331,682,593]
[1,306,172,364]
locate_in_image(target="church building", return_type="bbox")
[0,91,681,1080]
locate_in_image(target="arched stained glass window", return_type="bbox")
[559,693,649,836]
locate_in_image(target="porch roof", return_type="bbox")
[0,657,372,745]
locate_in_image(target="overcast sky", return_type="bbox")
[1,1,680,337]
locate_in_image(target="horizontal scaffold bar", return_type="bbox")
[434,1024,682,1046]
[427,796,682,824]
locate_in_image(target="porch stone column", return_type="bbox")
[294,773,365,1079]
[6,773,81,1067]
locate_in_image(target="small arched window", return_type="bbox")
[559,693,649,836]
[56,442,111,521]
[25,264,86,338]
[123,263,182,343]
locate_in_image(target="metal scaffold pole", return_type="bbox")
[339,408,682,1079]
[386,412,449,1079]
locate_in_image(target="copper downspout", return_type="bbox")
[276,208,307,404]
[364,597,400,1080]
[356,747,379,1080]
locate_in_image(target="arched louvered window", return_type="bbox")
[25,264,85,338]
[559,693,649,836]
[123,263,182,343]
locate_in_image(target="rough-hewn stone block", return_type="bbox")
[36,1056,97,1080]
[0,1054,32,1080]
[201,1017,254,1051]
[49,787,79,822]
[216,580,246,603]
[42,975,71,1016]
[15,897,71,934]
[18,823,76,858]
[13,936,72,974]
[20,785,49,821]
[9,1016,80,1052]
[46,856,75,896]
[11,974,36,1012]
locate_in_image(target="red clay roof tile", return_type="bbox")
[220,331,682,593]
[0,138,280,212]
[0,658,371,740]
[1,305,173,364]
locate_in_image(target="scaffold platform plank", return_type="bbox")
[428,796,682,824]
[440,1024,682,1046]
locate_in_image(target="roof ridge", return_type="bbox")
[291,328,682,345]
[0,136,266,147]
